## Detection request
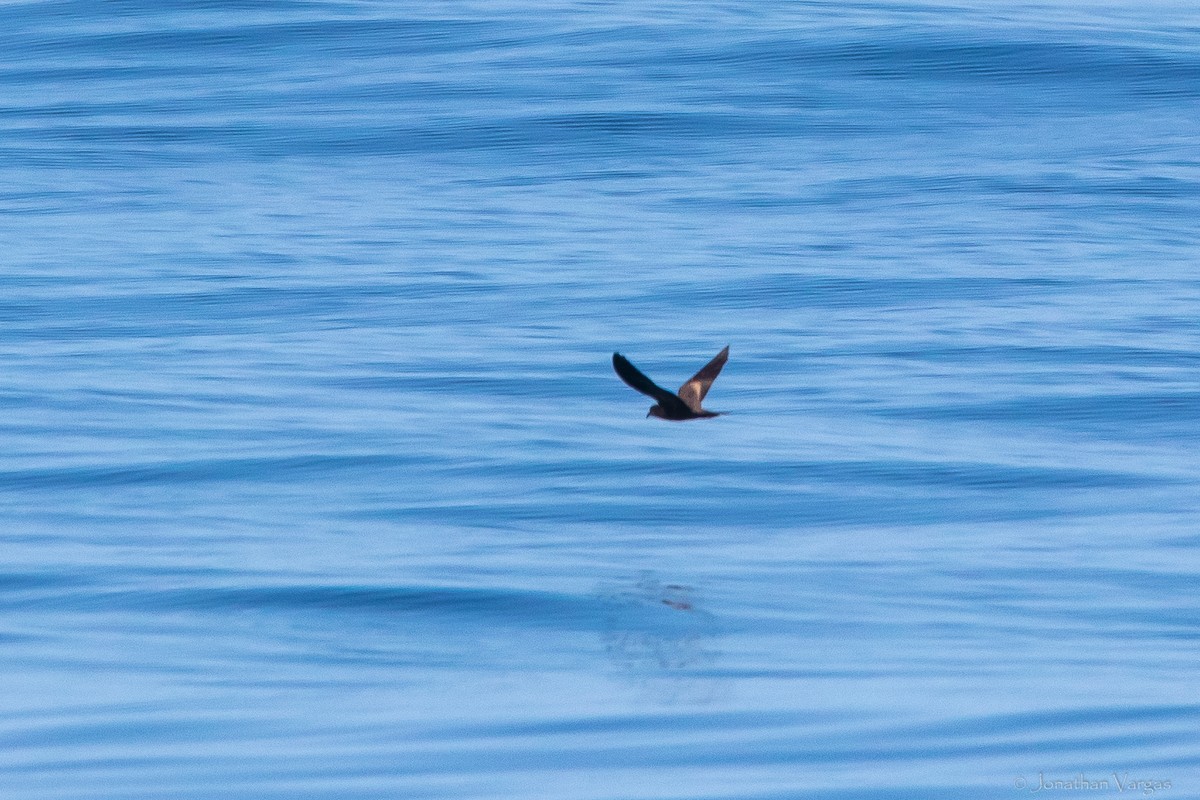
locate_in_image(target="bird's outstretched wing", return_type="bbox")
[612,353,691,416]
[676,345,729,412]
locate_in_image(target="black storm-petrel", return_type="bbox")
[612,346,729,420]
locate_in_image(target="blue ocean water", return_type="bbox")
[2,1,1199,797]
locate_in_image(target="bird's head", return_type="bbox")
[647,405,665,419]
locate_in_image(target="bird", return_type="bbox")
[612,346,729,420]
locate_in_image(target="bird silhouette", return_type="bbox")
[612,346,729,420]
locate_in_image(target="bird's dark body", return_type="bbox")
[612,346,729,421]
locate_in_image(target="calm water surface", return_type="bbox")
[2,1,1199,798]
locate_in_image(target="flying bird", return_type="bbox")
[612,346,729,420]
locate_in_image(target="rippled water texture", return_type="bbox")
[2,1,1199,797]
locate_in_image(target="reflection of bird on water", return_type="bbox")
[598,573,721,703]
